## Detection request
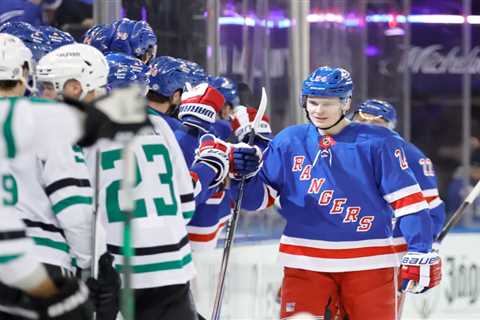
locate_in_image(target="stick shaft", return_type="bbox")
[437,179,480,242]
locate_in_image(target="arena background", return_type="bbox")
[9,0,480,318]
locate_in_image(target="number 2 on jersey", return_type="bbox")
[394,148,409,170]
[100,144,178,222]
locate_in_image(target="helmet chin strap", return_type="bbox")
[305,109,346,131]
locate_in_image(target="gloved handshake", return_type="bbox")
[193,134,263,188]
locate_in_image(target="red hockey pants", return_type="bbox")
[280,267,396,320]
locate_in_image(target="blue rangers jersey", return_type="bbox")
[238,122,433,272]
[393,143,445,240]
[174,123,232,250]
[147,106,181,132]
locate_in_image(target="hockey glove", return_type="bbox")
[229,142,262,180]
[400,251,442,294]
[180,115,212,133]
[86,253,120,320]
[193,134,230,188]
[65,85,152,147]
[231,106,273,150]
[0,277,93,320]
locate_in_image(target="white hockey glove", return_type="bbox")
[229,142,262,180]
[193,134,230,188]
[231,105,273,143]
[400,251,442,294]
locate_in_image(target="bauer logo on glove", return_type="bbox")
[400,251,442,294]
[178,83,225,132]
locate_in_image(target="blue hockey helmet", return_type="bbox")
[109,18,157,63]
[0,21,51,61]
[105,52,149,91]
[148,56,207,97]
[301,66,353,107]
[38,26,75,50]
[177,58,206,76]
[109,18,134,55]
[130,20,157,63]
[208,75,239,106]
[82,24,114,54]
[356,99,397,128]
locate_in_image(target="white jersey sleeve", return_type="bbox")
[0,206,49,291]
[0,97,83,290]
[38,143,94,270]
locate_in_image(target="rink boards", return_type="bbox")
[191,233,480,319]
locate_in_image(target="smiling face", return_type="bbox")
[305,96,349,129]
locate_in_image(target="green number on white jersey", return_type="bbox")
[100,144,178,223]
[2,174,18,206]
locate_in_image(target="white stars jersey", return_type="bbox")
[0,96,84,289]
[85,115,196,289]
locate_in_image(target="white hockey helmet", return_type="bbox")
[0,33,33,85]
[36,43,109,99]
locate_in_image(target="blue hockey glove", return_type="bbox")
[193,134,230,188]
[229,142,262,180]
[400,251,442,294]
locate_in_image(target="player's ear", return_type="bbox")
[172,90,182,105]
[342,97,351,114]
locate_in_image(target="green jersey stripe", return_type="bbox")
[3,99,16,158]
[0,254,21,263]
[182,210,194,220]
[115,253,192,274]
[32,236,70,253]
[52,196,93,214]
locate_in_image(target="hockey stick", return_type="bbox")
[211,87,267,320]
[397,179,480,319]
[120,139,137,320]
[437,178,480,242]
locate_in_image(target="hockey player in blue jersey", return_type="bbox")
[38,25,75,49]
[0,21,52,62]
[208,75,239,120]
[146,56,202,132]
[105,52,149,93]
[82,18,157,64]
[232,66,442,319]
[353,99,446,242]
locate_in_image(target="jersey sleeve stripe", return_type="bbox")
[107,235,189,256]
[428,197,443,209]
[182,210,195,220]
[51,195,93,215]
[23,219,65,237]
[0,231,26,241]
[3,101,16,159]
[383,185,422,203]
[32,236,70,253]
[389,192,425,210]
[392,201,429,218]
[45,178,91,196]
[188,219,228,242]
[115,253,192,274]
[0,254,22,264]
[422,188,439,198]
[180,193,194,203]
